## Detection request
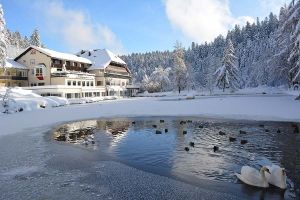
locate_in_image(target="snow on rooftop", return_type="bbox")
[76,49,126,70]
[28,46,92,64]
[5,58,27,69]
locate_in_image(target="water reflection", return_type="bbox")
[53,118,300,199]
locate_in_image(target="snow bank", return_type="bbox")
[46,96,69,106]
[0,87,123,114]
[0,87,70,113]
[68,96,118,104]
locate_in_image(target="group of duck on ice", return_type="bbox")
[236,164,287,189]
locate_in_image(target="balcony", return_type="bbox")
[52,63,63,69]
[0,75,28,80]
[51,71,95,80]
[104,70,131,77]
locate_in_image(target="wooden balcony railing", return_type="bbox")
[105,70,130,76]
[0,76,28,80]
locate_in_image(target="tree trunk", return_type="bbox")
[178,86,181,94]
[223,81,225,92]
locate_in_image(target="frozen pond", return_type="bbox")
[53,117,300,199]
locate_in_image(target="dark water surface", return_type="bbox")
[53,117,300,199]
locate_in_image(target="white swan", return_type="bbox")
[235,166,270,188]
[265,165,287,189]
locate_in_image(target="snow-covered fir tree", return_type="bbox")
[284,0,300,84]
[121,1,299,92]
[30,28,41,47]
[215,39,239,92]
[150,66,171,92]
[173,42,187,94]
[0,4,7,68]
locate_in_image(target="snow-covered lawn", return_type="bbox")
[1,93,299,138]
[0,87,122,113]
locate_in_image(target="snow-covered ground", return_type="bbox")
[0,87,299,200]
[138,85,299,97]
[0,90,299,138]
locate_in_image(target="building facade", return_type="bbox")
[77,49,132,97]
[9,46,132,98]
[0,59,28,87]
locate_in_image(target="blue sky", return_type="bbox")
[1,0,289,55]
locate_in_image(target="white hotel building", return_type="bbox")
[11,46,133,98]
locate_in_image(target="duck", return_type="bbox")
[189,142,195,147]
[235,166,270,188]
[213,146,219,152]
[265,165,287,190]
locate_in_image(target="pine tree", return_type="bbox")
[285,1,300,83]
[173,41,187,94]
[0,4,7,68]
[30,28,41,47]
[215,39,239,92]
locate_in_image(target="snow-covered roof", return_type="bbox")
[5,58,27,69]
[16,46,92,64]
[76,49,126,70]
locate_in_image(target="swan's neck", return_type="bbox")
[260,169,266,178]
[260,170,268,186]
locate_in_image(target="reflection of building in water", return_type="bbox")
[65,120,98,132]
[53,120,98,146]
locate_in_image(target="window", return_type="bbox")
[73,81,76,86]
[31,69,34,75]
[97,81,103,86]
[67,81,71,86]
[30,59,35,65]
[82,81,85,86]
[54,59,61,64]
[109,91,114,96]
[66,61,70,66]
[74,62,78,67]
[38,83,45,86]
[78,81,81,86]
[35,68,43,77]
[18,71,22,77]
[122,82,125,86]
[87,81,90,86]
[75,93,80,98]
[66,93,72,99]
[101,92,106,96]
[91,82,94,86]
